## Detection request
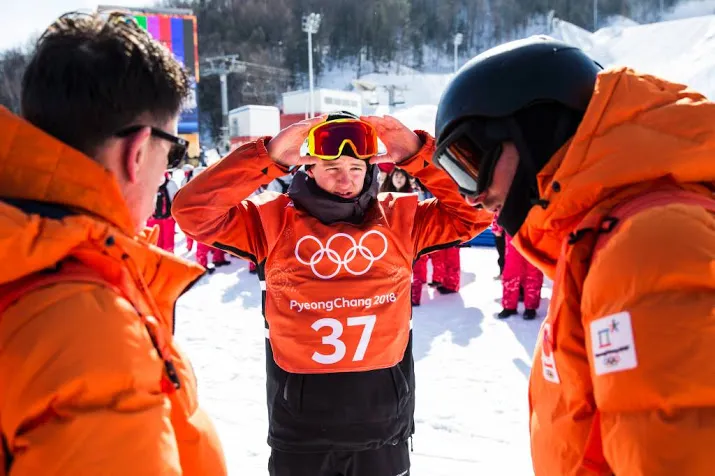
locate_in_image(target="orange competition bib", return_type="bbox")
[263,215,414,374]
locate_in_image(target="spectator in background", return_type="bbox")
[380,167,427,305]
[195,243,231,273]
[429,242,462,295]
[379,166,413,195]
[182,165,198,254]
[181,163,195,186]
[413,178,462,297]
[377,162,394,187]
[147,170,178,253]
[492,215,543,320]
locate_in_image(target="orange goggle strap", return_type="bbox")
[307,119,377,160]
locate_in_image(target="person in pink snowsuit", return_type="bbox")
[429,247,460,293]
[194,242,229,269]
[146,171,178,253]
[493,213,543,320]
[411,255,428,306]
[410,178,462,304]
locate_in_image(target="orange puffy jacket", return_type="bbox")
[0,108,226,476]
[516,68,715,475]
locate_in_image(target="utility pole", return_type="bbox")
[453,33,463,73]
[302,13,322,118]
[201,54,247,154]
[594,0,598,30]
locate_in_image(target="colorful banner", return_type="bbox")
[133,13,200,136]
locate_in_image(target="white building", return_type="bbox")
[228,105,281,150]
[281,89,363,119]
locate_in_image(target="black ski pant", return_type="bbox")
[268,442,410,476]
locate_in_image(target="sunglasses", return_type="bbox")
[307,119,379,160]
[433,122,501,197]
[115,125,188,168]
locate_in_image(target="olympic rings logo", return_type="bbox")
[295,230,389,279]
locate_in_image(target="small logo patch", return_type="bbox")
[590,311,638,376]
[541,322,560,383]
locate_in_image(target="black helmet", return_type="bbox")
[326,110,360,122]
[435,35,602,141]
[433,36,602,236]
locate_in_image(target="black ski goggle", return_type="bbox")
[433,122,501,197]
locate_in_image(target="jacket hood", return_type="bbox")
[515,67,715,276]
[0,107,135,234]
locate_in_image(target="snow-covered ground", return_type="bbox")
[172,231,545,475]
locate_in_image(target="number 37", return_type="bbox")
[311,315,376,365]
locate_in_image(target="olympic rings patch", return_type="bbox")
[294,230,389,279]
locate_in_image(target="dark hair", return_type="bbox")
[380,167,412,193]
[21,11,190,157]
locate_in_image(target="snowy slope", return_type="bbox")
[550,13,715,98]
[391,105,439,135]
[664,0,715,20]
[593,15,715,96]
[173,232,543,475]
[356,72,454,113]
[376,11,715,131]
[550,18,614,65]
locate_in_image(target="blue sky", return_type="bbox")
[0,0,151,50]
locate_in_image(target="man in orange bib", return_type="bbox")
[173,111,492,475]
[433,36,715,475]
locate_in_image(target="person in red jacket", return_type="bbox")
[173,111,492,475]
[492,213,543,319]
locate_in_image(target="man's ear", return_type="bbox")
[306,165,315,179]
[121,127,152,183]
